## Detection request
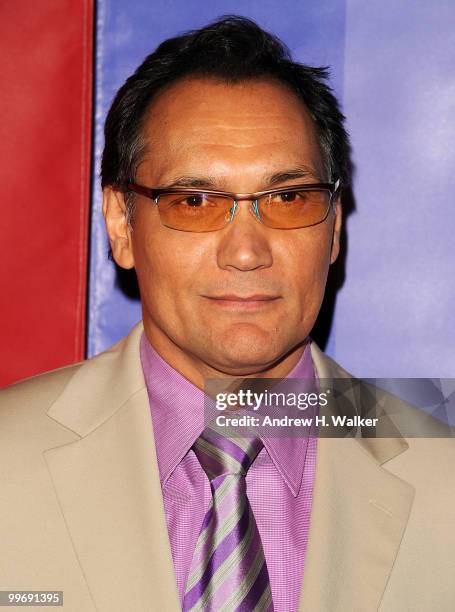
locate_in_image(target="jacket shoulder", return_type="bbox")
[0,362,83,419]
[0,328,136,446]
[0,364,88,457]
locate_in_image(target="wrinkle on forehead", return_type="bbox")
[138,77,325,185]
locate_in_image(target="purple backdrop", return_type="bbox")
[89,0,455,377]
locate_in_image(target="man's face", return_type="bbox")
[105,77,341,377]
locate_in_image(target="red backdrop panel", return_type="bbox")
[0,0,93,387]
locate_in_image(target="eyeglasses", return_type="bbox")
[125,179,340,232]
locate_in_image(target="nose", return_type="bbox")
[216,199,273,272]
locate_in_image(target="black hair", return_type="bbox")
[101,15,350,203]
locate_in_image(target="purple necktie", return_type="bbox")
[182,426,274,611]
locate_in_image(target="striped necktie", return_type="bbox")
[182,426,274,612]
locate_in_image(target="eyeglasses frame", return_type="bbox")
[124,179,341,231]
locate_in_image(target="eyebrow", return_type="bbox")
[267,167,318,186]
[161,166,320,190]
[164,176,218,189]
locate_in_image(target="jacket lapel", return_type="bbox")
[44,323,181,611]
[298,344,415,611]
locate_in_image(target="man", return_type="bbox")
[0,16,453,612]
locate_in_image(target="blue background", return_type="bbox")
[89,0,455,378]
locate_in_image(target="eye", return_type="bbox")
[279,191,298,202]
[184,194,205,207]
[269,190,306,204]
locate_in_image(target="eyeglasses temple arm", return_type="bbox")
[126,183,157,200]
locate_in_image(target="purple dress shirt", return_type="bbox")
[140,333,317,612]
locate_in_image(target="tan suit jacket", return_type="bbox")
[0,322,454,611]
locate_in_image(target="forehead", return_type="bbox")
[138,76,325,182]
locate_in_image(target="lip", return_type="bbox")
[202,294,281,310]
[207,294,279,301]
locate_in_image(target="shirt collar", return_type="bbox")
[140,332,317,497]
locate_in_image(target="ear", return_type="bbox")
[102,186,135,269]
[330,198,342,264]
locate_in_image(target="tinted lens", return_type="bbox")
[156,192,233,231]
[259,188,331,229]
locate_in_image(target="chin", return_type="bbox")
[208,325,286,374]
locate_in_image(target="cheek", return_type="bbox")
[283,228,333,299]
[132,222,208,301]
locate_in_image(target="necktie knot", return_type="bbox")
[192,426,263,481]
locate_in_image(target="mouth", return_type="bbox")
[201,294,282,310]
